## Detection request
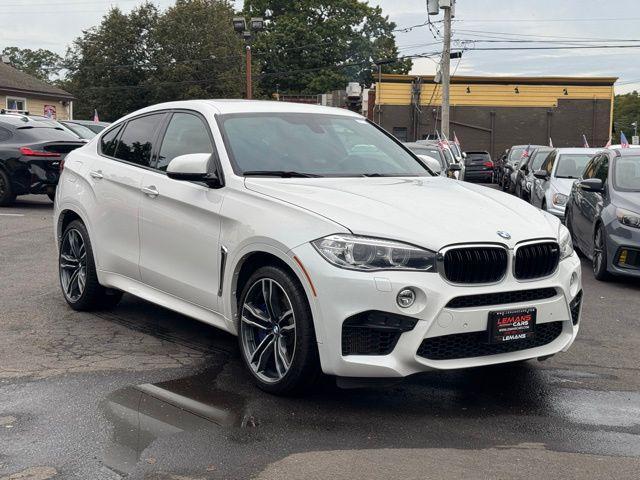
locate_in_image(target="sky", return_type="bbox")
[1,0,640,93]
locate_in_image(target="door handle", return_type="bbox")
[141,185,159,198]
[89,170,103,179]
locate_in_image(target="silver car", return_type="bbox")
[531,148,601,218]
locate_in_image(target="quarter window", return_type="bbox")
[582,156,601,179]
[100,125,123,157]
[114,114,164,167]
[541,151,556,174]
[156,113,213,171]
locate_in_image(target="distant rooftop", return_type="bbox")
[379,74,618,86]
[0,61,73,99]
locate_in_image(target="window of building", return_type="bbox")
[6,97,27,113]
[392,127,408,142]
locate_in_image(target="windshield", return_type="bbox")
[408,147,441,161]
[531,150,551,170]
[509,147,525,164]
[218,113,431,177]
[555,154,593,178]
[614,156,640,191]
[64,123,97,139]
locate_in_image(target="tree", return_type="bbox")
[147,0,244,103]
[244,0,411,96]
[63,2,160,120]
[614,91,640,142]
[1,47,62,82]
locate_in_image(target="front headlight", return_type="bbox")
[311,234,437,272]
[558,224,574,260]
[616,208,640,229]
[552,193,568,206]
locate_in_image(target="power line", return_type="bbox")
[455,17,640,23]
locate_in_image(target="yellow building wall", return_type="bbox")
[376,82,614,108]
[1,94,72,120]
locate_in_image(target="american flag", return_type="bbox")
[604,135,612,148]
[93,109,100,122]
[582,134,589,148]
[520,145,530,159]
[621,132,630,148]
[453,132,461,146]
[548,137,553,148]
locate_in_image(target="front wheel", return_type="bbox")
[238,266,320,395]
[59,220,123,310]
[592,224,611,281]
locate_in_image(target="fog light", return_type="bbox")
[619,249,628,265]
[397,288,416,308]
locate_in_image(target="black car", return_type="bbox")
[565,148,640,280]
[0,114,84,205]
[463,151,493,182]
[514,146,553,201]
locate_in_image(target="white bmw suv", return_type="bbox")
[54,100,583,394]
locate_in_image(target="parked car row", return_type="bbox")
[0,112,108,205]
[503,142,640,281]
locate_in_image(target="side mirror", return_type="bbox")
[417,155,442,175]
[448,163,462,172]
[533,169,548,180]
[579,178,604,192]
[166,153,221,188]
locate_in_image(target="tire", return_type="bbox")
[238,265,320,395]
[0,169,16,206]
[59,220,123,311]
[592,224,611,281]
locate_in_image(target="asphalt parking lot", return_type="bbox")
[1,194,640,480]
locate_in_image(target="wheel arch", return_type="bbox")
[225,244,324,342]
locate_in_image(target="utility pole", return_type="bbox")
[440,2,452,138]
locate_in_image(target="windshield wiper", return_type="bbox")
[242,170,322,178]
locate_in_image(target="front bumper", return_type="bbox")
[606,221,640,278]
[545,202,566,219]
[290,243,582,378]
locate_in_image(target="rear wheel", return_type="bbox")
[238,265,320,395]
[592,224,611,281]
[59,220,122,310]
[0,169,16,206]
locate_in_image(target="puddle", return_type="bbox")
[101,369,250,476]
[99,363,640,477]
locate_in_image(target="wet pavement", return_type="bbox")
[1,195,640,479]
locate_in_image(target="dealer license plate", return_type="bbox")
[488,307,536,344]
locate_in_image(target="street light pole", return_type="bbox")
[246,45,252,100]
[441,3,452,138]
[233,16,263,100]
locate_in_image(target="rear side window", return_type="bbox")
[114,114,164,167]
[16,126,79,142]
[541,151,557,174]
[156,113,213,171]
[100,125,123,157]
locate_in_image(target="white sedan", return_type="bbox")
[53,100,583,395]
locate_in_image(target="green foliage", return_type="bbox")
[244,0,411,95]
[1,47,63,82]
[614,91,640,141]
[64,0,243,121]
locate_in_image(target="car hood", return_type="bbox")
[551,177,578,195]
[245,176,560,250]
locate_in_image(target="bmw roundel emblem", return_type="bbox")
[497,231,511,240]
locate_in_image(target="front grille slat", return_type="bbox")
[443,246,507,284]
[445,287,557,309]
[417,321,564,360]
[514,242,560,280]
